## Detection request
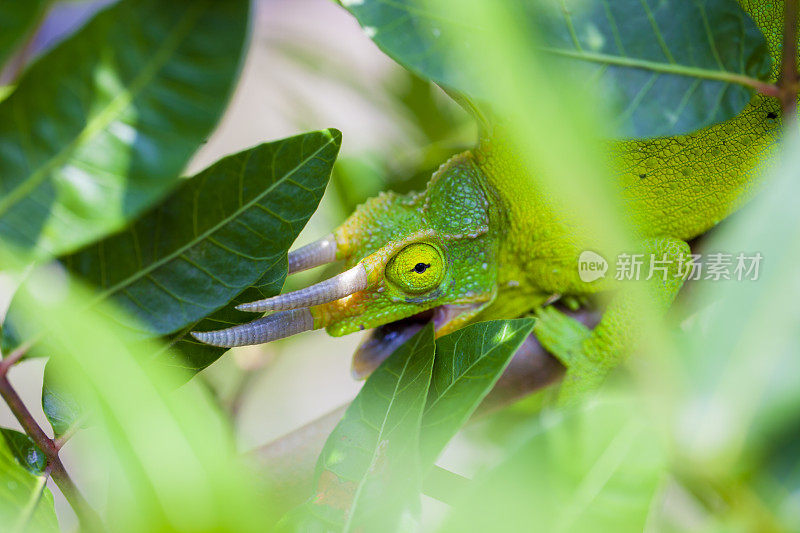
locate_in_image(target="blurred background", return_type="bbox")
[0,0,475,527]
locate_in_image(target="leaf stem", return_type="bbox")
[0,349,102,531]
[780,0,799,117]
[540,47,781,98]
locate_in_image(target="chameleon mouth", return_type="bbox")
[350,304,478,379]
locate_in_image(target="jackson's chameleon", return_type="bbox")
[193,1,788,400]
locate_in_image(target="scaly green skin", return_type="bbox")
[307,0,786,400]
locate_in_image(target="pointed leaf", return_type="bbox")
[41,357,86,438]
[342,0,772,137]
[420,318,535,466]
[0,0,250,259]
[3,129,341,373]
[304,323,435,531]
[0,429,47,475]
[0,430,58,532]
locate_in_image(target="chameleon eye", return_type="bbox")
[385,243,444,294]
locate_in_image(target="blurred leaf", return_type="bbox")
[342,0,771,137]
[420,318,535,465]
[3,130,341,372]
[0,429,46,475]
[2,247,274,532]
[659,129,800,530]
[41,357,85,438]
[302,323,435,531]
[442,397,667,533]
[0,0,49,72]
[0,0,250,260]
[0,430,58,532]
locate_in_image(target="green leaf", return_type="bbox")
[304,323,435,531]
[0,0,50,72]
[420,318,535,466]
[3,130,341,372]
[341,0,772,137]
[1,245,274,532]
[441,398,667,533]
[0,430,58,532]
[42,357,85,438]
[0,0,251,259]
[0,429,47,475]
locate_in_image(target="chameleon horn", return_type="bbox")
[236,264,369,313]
[190,309,314,347]
[287,234,337,274]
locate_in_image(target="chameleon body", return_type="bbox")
[194,1,786,399]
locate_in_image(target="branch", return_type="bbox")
[780,0,799,118]
[0,350,102,531]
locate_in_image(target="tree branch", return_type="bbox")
[0,350,102,531]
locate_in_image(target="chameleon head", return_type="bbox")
[191,153,502,375]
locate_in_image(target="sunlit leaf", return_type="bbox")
[301,324,435,531]
[420,318,535,466]
[2,247,275,533]
[342,0,772,137]
[0,0,250,259]
[0,429,57,532]
[442,397,667,532]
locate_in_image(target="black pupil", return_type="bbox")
[412,263,430,274]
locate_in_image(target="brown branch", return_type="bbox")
[780,0,799,118]
[0,350,102,530]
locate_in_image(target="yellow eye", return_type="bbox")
[386,243,445,294]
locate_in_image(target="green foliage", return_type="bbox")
[0,428,47,475]
[442,397,666,532]
[420,318,534,465]
[0,0,797,531]
[303,324,435,531]
[3,247,275,533]
[3,130,341,371]
[0,428,58,532]
[0,0,50,72]
[297,319,535,529]
[342,0,771,137]
[41,357,85,438]
[0,0,250,260]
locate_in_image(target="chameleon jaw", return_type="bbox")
[350,302,485,379]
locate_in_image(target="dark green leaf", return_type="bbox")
[341,0,771,137]
[0,0,49,72]
[3,130,341,372]
[420,318,535,466]
[42,357,85,438]
[442,398,667,533]
[305,323,435,531]
[0,0,250,259]
[0,429,46,475]
[0,430,57,532]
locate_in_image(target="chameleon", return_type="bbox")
[192,1,787,400]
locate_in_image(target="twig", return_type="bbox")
[0,350,102,530]
[780,0,799,118]
[0,342,32,376]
